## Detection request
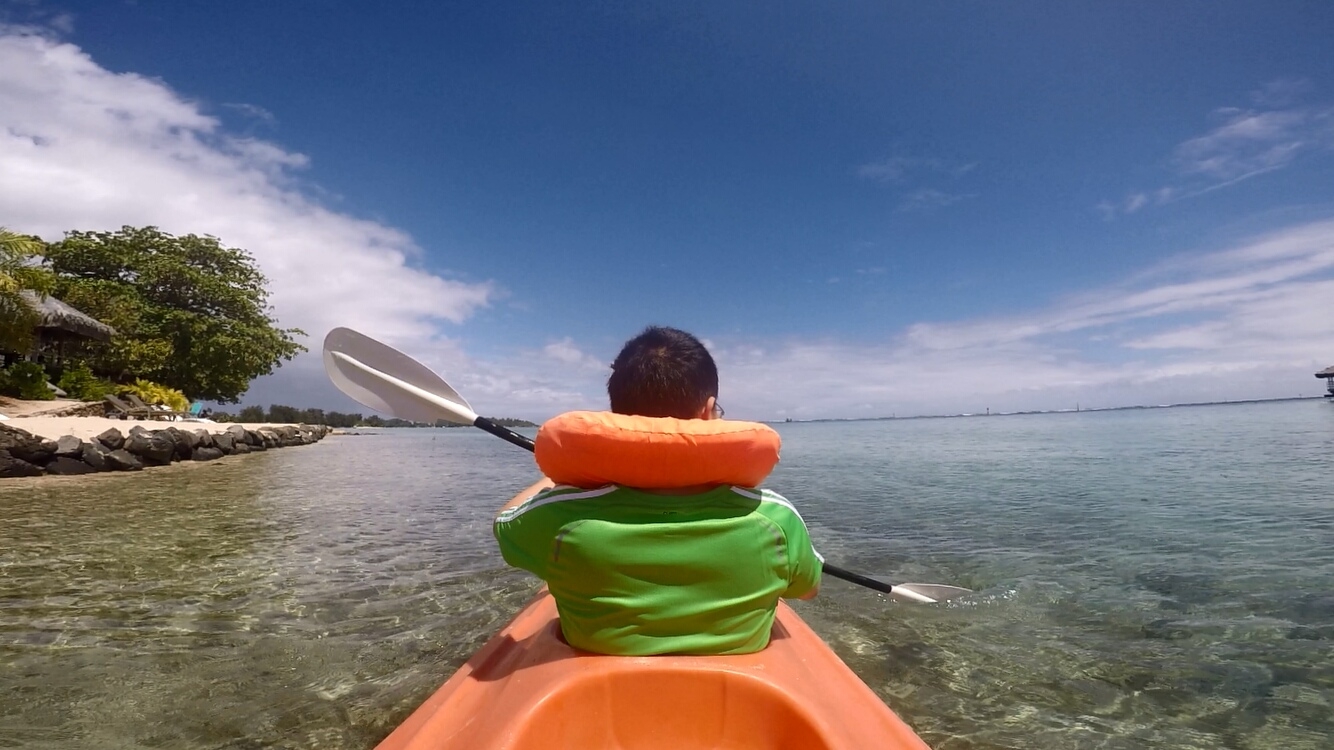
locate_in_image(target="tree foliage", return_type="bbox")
[220,403,537,428]
[55,362,116,401]
[0,361,53,400]
[44,226,305,402]
[0,227,56,353]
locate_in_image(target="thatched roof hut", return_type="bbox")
[19,290,115,343]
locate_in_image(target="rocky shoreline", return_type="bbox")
[0,422,332,478]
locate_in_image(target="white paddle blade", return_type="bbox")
[890,583,973,604]
[322,327,478,425]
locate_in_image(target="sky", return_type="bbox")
[2,1,1333,420]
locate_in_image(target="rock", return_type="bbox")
[192,446,225,462]
[35,439,57,462]
[192,429,215,449]
[48,401,105,418]
[0,425,35,447]
[213,431,235,453]
[257,429,281,449]
[96,427,125,450]
[46,456,98,475]
[0,449,44,478]
[0,424,57,463]
[55,435,85,457]
[105,449,143,471]
[231,442,252,454]
[123,430,175,466]
[226,424,248,442]
[161,427,195,461]
[81,442,112,471]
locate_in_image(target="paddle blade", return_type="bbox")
[890,583,973,604]
[323,327,478,425]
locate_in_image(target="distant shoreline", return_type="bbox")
[772,395,1331,425]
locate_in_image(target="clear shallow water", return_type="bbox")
[2,400,1332,749]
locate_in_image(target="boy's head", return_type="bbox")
[608,326,719,419]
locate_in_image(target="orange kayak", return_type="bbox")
[375,592,931,750]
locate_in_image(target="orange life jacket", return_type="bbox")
[534,410,782,489]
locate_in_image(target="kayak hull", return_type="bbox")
[375,593,931,750]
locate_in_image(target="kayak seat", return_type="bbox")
[509,664,835,749]
[375,592,931,750]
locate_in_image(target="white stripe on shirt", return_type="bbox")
[495,485,617,522]
[730,487,824,562]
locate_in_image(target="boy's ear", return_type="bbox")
[701,396,717,420]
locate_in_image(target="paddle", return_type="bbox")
[323,326,972,604]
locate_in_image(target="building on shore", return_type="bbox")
[1317,365,1334,398]
[2,290,116,369]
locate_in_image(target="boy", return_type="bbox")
[493,326,821,655]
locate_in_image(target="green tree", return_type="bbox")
[45,226,305,402]
[0,227,56,353]
[326,411,363,427]
[237,405,266,423]
[266,404,300,423]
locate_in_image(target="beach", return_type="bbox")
[0,399,333,478]
[4,414,317,442]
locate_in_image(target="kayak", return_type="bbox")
[375,592,931,750]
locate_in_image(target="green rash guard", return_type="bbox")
[493,484,823,656]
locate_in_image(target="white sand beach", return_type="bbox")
[4,415,304,441]
[0,399,313,441]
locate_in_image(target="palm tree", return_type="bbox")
[0,227,56,353]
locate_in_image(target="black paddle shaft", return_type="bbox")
[821,563,895,594]
[474,416,537,451]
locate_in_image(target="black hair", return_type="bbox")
[607,326,718,418]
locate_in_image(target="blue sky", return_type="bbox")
[3,1,1333,419]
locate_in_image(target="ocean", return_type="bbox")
[2,399,1331,749]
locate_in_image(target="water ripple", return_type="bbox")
[2,402,1332,749]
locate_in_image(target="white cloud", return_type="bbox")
[47,13,73,34]
[1173,108,1313,181]
[383,217,1334,422]
[857,155,915,183]
[1249,79,1312,108]
[707,219,1334,418]
[858,153,976,213]
[858,155,976,184]
[0,27,494,387]
[542,338,605,371]
[896,188,971,213]
[1101,81,1334,218]
[222,102,276,123]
